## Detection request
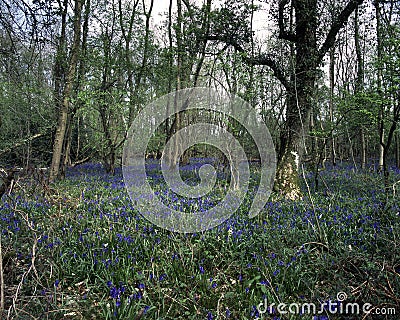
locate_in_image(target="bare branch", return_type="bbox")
[0,131,51,157]
[318,0,364,62]
[207,35,291,91]
[278,0,297,42]
[251,54,291,91]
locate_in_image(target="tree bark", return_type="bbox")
[354,5,366,169]
[396,131,400,169]
[61,0,91,175]
[118,0,141,123]
[201,0,364,199]
[274,0,364,199]
[361,127,366,169]
[375,0,385,172]
[329,47,337,166]
[49,0,83,181]
[165,0,183,171]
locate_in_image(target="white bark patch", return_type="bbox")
[290,151,299,170]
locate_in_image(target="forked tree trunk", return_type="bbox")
[50,0,83,181]
[165,0,211,170]
[62,0,90,172]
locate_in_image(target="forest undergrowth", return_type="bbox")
[1,160,399,319]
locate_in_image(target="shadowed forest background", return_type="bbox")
[0,0,399,319]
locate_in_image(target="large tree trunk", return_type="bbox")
[275,83,314,200]
[273,0,364,199]
[207,0,364,199]
[62,0,90,173]
[274,0,318,200]
[49,0,82,181]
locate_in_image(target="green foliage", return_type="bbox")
[209,0,257,47]
[0,64,54,165]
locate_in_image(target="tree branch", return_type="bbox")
[318,0,364,62]
[0,130,51,157]
[278,0,297,42]
[251,54,291,91]
[207,35,291,91]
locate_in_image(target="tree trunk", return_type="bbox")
[396,131,400,169]
[274,0,364,199]
[166,0,183,171]
[50,0,82,181]
[63,0,90,169]
[99,104,116,175]
[354,6,365,169]
[275,85,313,200]
[274,0,319,199]
[60,112,75,178]
[99,59,115,174]
[49,0,67,180]
[118,0,141,124]
[375,0,385,172]
[361,127,367,169]
[309,107,316,159]
[206,0,364,199]
[329,47,336,166]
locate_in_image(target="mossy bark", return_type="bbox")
[274,151,302,201]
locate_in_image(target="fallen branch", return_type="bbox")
[0,130,51,157]
[70,156,91,167]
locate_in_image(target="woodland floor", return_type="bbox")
[1,159,399,319]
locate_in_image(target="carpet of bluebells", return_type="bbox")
[1,159,400,319]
